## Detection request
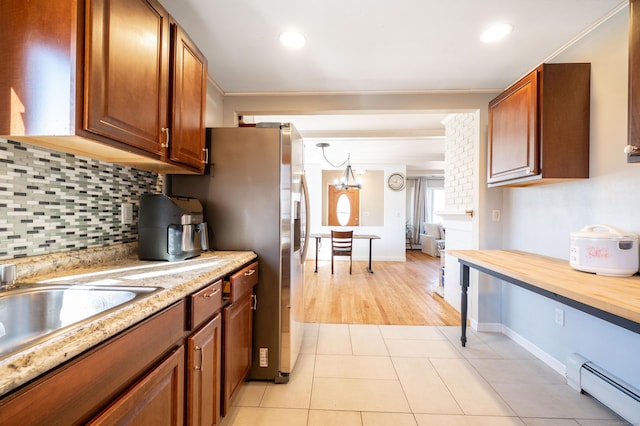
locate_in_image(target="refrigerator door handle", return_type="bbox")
[300,173,311,263]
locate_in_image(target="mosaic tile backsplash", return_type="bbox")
[0,138,163,260]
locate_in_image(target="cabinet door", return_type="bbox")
[187,313,222,426]
[630,0,640,162]
[488,69,539,184]
[222,291,253,416]
[88,346,185,426]
[85,0,169,154]
[169,22,208,172]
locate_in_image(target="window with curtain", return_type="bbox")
[431,188,445,224]
[406,177,444,244]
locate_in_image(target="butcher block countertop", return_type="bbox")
[0,246,257,397]
[448,250,640,325]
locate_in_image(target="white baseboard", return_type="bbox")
[472,322,567,378]
[501,325,567,377]
[311,256,406,262]
[469,318,478,331]
[475,322,503,333]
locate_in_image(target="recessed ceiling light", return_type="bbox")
[280,31,306,49]
[480,23,513,43]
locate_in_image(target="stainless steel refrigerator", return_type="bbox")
[170,123,309,383]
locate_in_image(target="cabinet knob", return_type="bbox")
[251,294,257,310]
[202,147,209,164]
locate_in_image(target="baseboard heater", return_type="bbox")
[567,354,640,425]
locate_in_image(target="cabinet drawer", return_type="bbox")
[226,262,258,303]
[189,279,223,330]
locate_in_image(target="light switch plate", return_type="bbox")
[121,203,133,225]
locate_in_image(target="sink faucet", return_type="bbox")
[0,264,17,291]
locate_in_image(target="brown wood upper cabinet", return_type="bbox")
[0,0,207,174]
[85,0,170,157]
[85,0,208,173]
[488,63,590,187]
[629,0,640,162]
[169,21,208,171]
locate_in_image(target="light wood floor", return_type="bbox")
[304,250,460,326]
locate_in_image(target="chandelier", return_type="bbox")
[316,143,361,190]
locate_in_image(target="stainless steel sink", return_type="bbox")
[0,284,160,360]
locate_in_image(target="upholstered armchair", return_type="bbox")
[420,223,444,257]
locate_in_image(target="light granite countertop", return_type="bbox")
[0,245,257,397]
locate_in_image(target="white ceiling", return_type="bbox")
[250,113,448,174]
[159,0,627,174]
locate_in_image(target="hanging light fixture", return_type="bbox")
[335,153,361,190]
[316,142,362,190]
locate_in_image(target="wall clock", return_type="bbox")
[387,172,406,191]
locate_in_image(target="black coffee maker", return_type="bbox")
[138,194,209,261]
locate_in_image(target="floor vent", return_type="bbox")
[567,354,640,425]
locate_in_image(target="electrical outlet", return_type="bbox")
[259,348,268,367]
[492,210,501,222]
[554,308,565,326]
[121,203,133,225]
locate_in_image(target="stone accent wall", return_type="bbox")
[444,113,476,211]
[0,138,163,260]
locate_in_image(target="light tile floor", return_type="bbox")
[221,324,630,426]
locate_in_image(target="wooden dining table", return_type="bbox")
[309,233,381,273]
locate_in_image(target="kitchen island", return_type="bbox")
[0,246,256,398]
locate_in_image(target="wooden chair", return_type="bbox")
[331,230,353,274]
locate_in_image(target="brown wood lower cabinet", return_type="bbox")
[0,261,257,425]
[223,290,254,416]
[0,301,186,425]
[186,279,224,426]
[88,346,185,425]
[187,313,222,426]
[222,261,259,416]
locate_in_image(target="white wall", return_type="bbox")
[203,8,640,392]
[499,7,640,388]
[306,162,407,262]
[204,78,225,127]
[218,92,497,264]
[442,113,478,312]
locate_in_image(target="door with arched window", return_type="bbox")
[328,187,360,226]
